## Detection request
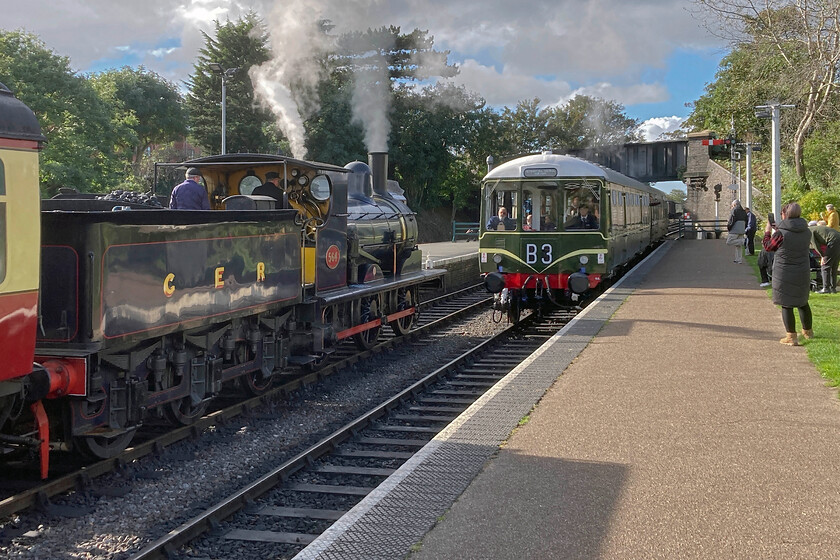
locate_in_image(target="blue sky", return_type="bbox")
[2,0,725,170]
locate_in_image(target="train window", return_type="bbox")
[238,173,262,196]
[310,175,331,201]
[562,184,601,231]
[483,181,519,231]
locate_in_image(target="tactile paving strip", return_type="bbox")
[293,243,672,560]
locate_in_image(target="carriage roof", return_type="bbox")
[0,82,46,143]
[484,152,664,197]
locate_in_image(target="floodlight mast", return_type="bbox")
[209,64,239,155]
[755,103,794,223]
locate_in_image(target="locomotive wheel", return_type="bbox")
[353,295,381,350]
[237,341,273,396]
[388,287,415,336]
[164,396,209,425]
[74,430,136,460]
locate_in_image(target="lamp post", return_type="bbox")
[755,103,794,222]
[208,63,239,155]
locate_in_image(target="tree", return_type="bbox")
[0,30,124,195]
[667,189,688,204]
[186,13,277,154]
[391,82,484,212]
[546,96,643,149]
[91,67,187,171]
[696,0,840,184]
[498,99,547,155]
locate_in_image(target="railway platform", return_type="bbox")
[295,237,840,560]
[418,239,478,266]
[418,240,478,291]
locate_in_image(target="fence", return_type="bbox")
[451,222,479,241]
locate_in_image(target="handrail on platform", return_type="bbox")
[672,218,724,239]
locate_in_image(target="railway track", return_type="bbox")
[129,305,579,560]
[0,285,491,521]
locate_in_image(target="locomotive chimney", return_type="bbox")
[368,152,392,198]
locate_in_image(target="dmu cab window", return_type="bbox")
[484,181,519,231]
[562,183,601,231]
[522,186,560,231]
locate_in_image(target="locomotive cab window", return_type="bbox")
[238,171,262,196]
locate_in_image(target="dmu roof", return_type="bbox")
[0,82,46,143]
[485,152,662,196]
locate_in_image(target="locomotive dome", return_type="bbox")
[0,82,46,143]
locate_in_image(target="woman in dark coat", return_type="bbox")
[762,202,813,345]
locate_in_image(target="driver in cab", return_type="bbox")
[487,207,516,231]
[566,205,599,230]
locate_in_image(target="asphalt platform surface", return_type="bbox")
[411,238,840,560]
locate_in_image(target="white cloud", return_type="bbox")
[638,115,685,141]
[0,0,718,119]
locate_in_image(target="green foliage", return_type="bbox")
[684,46,785,144]
[305,74,367,164]
[804,293,840,386]
[801,121,840,191]
[667,189,687,204]
[545,95,643,149]
[186,12,277,154]
[90,67,187,167]
[392,83,486,213]
[0,30,125,195]
[495,95,642,157]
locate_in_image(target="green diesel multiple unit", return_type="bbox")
[480,152,669,321]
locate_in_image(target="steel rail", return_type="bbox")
[129,302,529,560]
[0,286,491,520]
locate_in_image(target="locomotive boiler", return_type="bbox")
[342,152,420,284]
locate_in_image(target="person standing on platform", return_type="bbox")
[825,203,839,231]
[809,221,840,293]
[726,199,747,263]
[744,207,757,255]
[170,167,210,210]
[763,202,813,345]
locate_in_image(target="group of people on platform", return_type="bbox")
[727,198,840,347]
